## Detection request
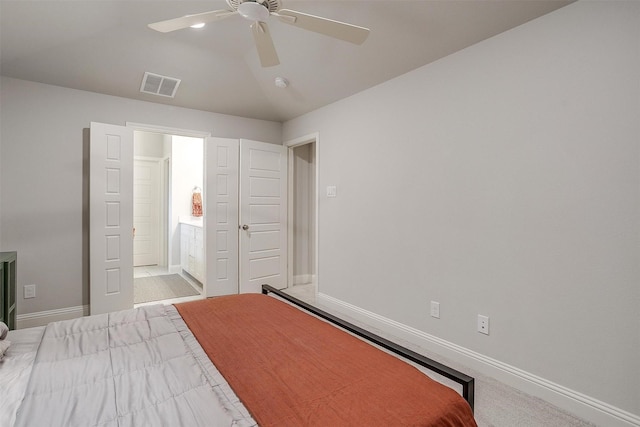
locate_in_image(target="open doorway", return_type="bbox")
[133,131,204,306]
[285,135,318,304]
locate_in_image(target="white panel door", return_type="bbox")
[239,140,287,293]
[133,159,160,267]
[204,137,239,297]
[89,122,134,315]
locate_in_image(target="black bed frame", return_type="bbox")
[261,285,475,412]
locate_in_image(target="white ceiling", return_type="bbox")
[0,0,572,122]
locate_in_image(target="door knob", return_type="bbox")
[242,224,249,230]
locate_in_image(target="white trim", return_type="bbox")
[283,132,319,148]
[317,293,640,427]
[16,305,89,329]
[126,122,212,139]
[286,148,295,289]
[160,157,171,268]
[284,132,320,293]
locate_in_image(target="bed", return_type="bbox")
[1,286,476,427]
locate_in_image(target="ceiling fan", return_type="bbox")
[148,0,370,67]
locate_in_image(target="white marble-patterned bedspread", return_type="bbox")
[12,305,256,427]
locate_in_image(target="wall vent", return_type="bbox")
[140,72,181,98]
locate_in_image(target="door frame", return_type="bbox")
[284,132,320,292]
[127,123,212,139]
[159,156,171,268]
[127,122,211,294]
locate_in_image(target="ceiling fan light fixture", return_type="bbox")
[149,0,369,67]
[238,1,270,22]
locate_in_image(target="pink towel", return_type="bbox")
[192,192,203,217]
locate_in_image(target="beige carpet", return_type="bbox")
[134,274,200,304]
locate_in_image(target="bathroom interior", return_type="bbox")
[133,130,204,306]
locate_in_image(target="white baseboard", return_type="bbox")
[16,305,89,329]
[318,293,640,427]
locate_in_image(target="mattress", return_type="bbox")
[2,295,476,427]
[1,326,45,426]
[5,304,256,427]
[176,294,477,427]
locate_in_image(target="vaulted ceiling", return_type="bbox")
[0,1,572,122]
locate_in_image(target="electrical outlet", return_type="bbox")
[430,301,440,318]
[477,315,489,335]
[24,284,36,299]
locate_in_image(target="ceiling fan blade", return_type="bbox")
[275,9,370,45]
[250,22,280,67]
[148,9,237,33]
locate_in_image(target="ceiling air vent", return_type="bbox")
[140,72,181,98]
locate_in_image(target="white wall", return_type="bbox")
[0,76,281,316]
[134,131,168,158]
[284,0,639,422]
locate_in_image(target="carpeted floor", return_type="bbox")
[134,274,200,304]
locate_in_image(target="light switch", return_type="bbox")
[326,186,337,197]
[24,284,36,299]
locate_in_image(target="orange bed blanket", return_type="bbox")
[176,294,477,427]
